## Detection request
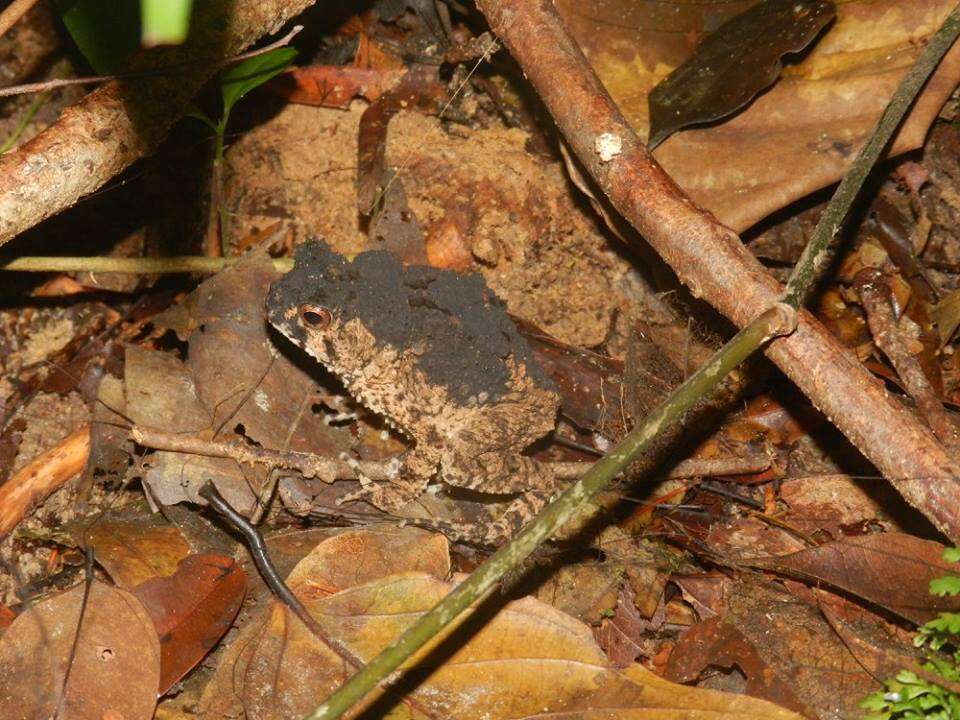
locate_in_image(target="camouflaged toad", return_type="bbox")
[267,240,560,544]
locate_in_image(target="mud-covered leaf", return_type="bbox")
[0,581,160,719]
[750,532,960,623]
[648,0,835,150]
[132,553,246,693]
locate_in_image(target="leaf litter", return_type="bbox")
[5,2,960,719]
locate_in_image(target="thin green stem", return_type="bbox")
[781,3,960,308]
[0,90,49,154]
[301,304,797,720]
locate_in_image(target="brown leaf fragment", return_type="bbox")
[750,532,960,624]
[647,0,836,149]
[132,553,246,694]
[285,524,450,597]
[269,65,406,109]
[535,559,624,624]
[665,579,880,720]
[0,581,160,720]
[79,510,191,589]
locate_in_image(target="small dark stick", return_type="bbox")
[198,481,355,665]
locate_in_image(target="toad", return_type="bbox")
[267,241,561,544]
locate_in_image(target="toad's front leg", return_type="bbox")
[336,446,438,512]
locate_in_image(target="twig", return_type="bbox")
[0,425,90,539]
[856,268,960,450]
[302,4,960,718]
[0,25,304,100]
[0,255,293,274]
[52,547,94,720]
[130,425,771,483]
[0,0,40,38]
[475,0,960,541]
[301,304,797,720]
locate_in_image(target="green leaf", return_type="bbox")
[220,47,297,119]
[52,0,140,73]
[183,105,216,131]
[930,577,960,598]
[141,0,193,46]
[943,548,960,563]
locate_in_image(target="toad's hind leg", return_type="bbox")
[440,454,561,545]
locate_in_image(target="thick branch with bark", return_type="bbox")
[0,0,316,245]
[476,0,960,541]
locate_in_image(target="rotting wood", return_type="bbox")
[475,0,960,541]
[0,0,316,245]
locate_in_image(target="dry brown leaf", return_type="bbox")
[750,531,960,623]
[79,511,191,588]
[0,581,160,720]
[560,0,960,231]
[285,524,450,597]
[133,553,246,693]
[665,579,879,720]
[203,527,801,720]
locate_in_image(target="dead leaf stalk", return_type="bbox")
[0,425,90,539]
[130,426,770,484]
[855,268,960,451]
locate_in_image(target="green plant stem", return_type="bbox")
[300,302,796,720]
[301,5,960,720]
[0,90,49,154]
[781,2,960,308]
[0,255,292,273]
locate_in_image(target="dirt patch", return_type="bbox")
[225,103,636,347]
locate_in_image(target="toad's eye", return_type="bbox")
[300,304,332,329]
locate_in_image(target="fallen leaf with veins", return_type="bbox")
[132,553,246,694]
[750,532,960,624]
[665,579,880,720]
[0,581,160,720]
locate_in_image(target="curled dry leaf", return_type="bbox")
[559,0,960,231]
[0,581,160,720]
[750,532,960,624]
[201,526,801,720]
